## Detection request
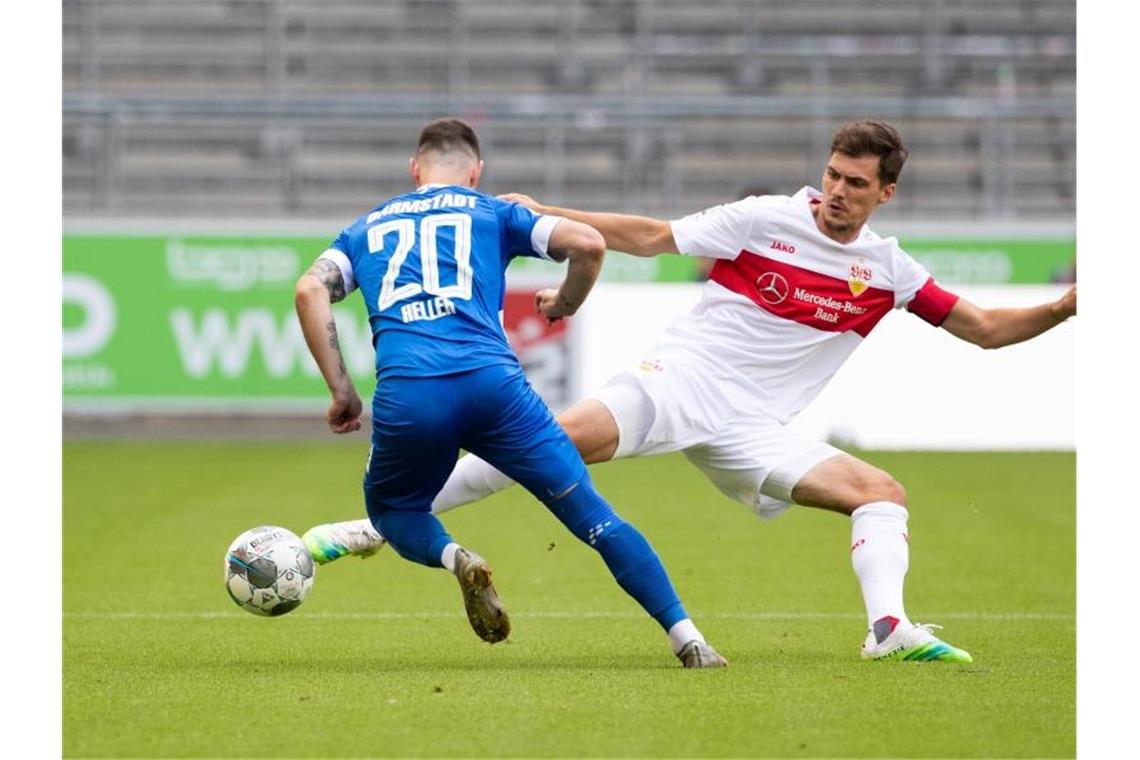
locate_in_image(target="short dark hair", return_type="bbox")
[416,117,481,161]
[830,120,909,186]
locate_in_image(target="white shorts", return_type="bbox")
[590,369,840,520]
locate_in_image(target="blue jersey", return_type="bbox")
[319,184,558,380]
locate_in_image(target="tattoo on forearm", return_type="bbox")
[307,259,347,302]
[326,320,348,378]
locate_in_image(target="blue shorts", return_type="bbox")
[363,364,585,518]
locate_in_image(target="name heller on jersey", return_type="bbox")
[401,296,457,324]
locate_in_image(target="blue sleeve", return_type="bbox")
[315,225,359,296]
[498,201,544,260]
[329,227,352,257]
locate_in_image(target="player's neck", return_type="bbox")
[812,204,864,245]
[415,171,476,189]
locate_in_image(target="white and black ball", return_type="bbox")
[224,526,315,617]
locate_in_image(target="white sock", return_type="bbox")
[666,619,705,655]
[850,501,912,631]
[440,543,460,573]
[431,454,517,514]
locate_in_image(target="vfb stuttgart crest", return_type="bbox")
[848,258,873,297]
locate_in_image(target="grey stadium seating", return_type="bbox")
[63,0,1075,220]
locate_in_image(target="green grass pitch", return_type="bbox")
[63,442,1074,758]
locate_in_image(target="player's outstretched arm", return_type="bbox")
[940,285,1076,349]
[534,219,607,323]
[295,260,362,433]
[500,192,678,257]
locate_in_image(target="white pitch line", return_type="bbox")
[63,610,1074,621]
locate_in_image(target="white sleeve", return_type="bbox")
[669,198,757,260]
[317,248,358,295]
[888,240,933,308]
[529,215,564,261]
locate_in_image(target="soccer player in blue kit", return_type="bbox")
[295,118,726,667]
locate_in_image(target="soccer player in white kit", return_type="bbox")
[305,120,1077,663]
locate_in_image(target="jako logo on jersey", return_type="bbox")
[848,258,873,297]
[754,271,790,305]
[770,239,796,254]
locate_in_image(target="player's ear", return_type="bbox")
[409,156,420,186]
[878,182,896,205]
[469,160,484,188]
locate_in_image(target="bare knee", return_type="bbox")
[829,468,907,515]
[860,468,907,507]
[556,400,620,464]
[792,455,907,515]
[556,404,596,456]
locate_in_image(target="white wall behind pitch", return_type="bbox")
[574,284,1074,450]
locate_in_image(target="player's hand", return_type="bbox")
[1051,285,1076,321]
[327,392,363,434]
[534,288,576,324]
[499,192,545,214]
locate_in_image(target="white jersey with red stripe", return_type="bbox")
[656,186,959,424]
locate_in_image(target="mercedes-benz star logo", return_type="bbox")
[754,271,789,305]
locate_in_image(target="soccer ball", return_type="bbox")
[224,526,315,616]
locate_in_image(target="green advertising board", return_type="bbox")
[63,234,375,407]
[62,230,1074,408]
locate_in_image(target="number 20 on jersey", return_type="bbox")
[368,212,473,311]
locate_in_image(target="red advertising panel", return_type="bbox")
[502,289,576,412]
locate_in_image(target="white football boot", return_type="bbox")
[861,615,973,663]
[302,518,386,565]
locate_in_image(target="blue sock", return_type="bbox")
[371,509,453,568]
[544,475,687,630]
